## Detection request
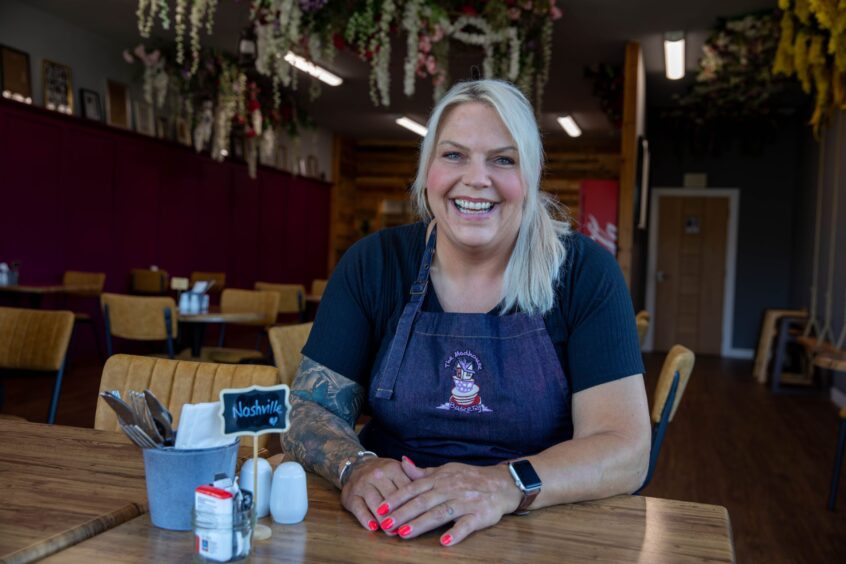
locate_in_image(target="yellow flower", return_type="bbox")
[774,11,796,75]
[795,31,812,92]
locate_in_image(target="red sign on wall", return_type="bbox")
[579,179,619,255]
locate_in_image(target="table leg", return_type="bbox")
[191,324,207,358]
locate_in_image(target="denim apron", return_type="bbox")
[359,227,573,467]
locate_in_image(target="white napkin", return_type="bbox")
[174,402,232,449]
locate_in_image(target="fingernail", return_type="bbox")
[398,524,412,537]
[441,534,452,546]
[402,455,416,467]
[380,517,394,530]
[377,503,390,516]
[368,520,379,531]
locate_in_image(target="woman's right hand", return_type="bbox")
[341,457,412,532]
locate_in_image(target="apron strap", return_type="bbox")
[374,226,437,400]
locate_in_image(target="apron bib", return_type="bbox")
[360,226,573,467]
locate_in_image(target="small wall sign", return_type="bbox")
[219,384,291,438]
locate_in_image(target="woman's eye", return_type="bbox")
[443,151,462,160]
[494,156,515,166]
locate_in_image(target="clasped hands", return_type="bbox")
[340,456,523,546]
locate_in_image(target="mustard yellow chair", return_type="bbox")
[101,293,178,359]
[268,322,313,386]
[0,307,75,423]
[635,310,650,347]
[190,271,226,293]
[204,289,280,364]
[130,268,169,295]
[63,270,106,358]
[638,344,695,492]
[255,282,305,322]
[94,354,277,449]
[311,279,328,298]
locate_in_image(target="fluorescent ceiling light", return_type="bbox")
[396,116,428,137]
[557,115,582,137]
[284,52,343,86]
[664,32,685,80]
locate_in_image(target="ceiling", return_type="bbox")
[25,0,777,141]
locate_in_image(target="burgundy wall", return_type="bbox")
[0,100,331,292]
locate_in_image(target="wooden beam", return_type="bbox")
[618,42,643,289]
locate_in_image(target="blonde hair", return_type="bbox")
[411,79,570,315]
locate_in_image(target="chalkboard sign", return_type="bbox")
[219,384,291,437]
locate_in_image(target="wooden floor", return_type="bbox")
[2,347,845,563]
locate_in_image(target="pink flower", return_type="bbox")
[133,44,147,60]
[122,49,134,64]
[432,25,444,42]
[426,55,437,75]
[521,1,533,10]
[508,7,521,20]
[550,5,563,20]
[419,35,431,53]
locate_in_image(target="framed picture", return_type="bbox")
[134,100,155,136]
[105,80,131,128]
[0,45,32,103]
[42,59,73,114]
[79,88,102,121]
[175,117,192,146]
[306,154,319,177]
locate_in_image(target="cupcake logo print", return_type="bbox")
[436,350,492,413]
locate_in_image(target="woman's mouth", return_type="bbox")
[452,198,496,214]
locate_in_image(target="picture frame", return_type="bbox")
[105,79,131,129]
[306,154,319,178]
[0,45,32,103]
[42,59,73,114]
[175,117,192,146]
[79,88,102,121]
[134,100,155,136]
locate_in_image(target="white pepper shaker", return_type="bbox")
[240,457,272,518]
[270,461,308,524]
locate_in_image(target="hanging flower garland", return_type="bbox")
[137,0,216,75]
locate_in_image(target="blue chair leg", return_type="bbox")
[635,371,680,494]
[828,417,846,511]
[164,307,175,359]
[104,304,114,358]
[47,361,67,424]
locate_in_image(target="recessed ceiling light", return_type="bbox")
[284,52,343,86]
[664,31,685,80]
[396,116,427,137]
[557,115,582,137]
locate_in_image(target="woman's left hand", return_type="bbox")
[374,457,523,546]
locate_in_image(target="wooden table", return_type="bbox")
[177,311,266,357]
[43,470,735,563]
[0,284,100,308]
[0,420,147,564]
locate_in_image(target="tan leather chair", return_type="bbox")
[94,354,277,449]
[268,322,313,386]
[0,307,74,423]
[310,279,328,298]
[203,289,280,364]
[254,282,305,321]
[130,268,169,295]
[190,271,226,293]
[639,344,695,491]
[63,270,106,358]
[101,293,178,359]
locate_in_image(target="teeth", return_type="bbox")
[454,199,494,212]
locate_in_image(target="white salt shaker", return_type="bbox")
[240,457,272,518]
[270,461,308,524]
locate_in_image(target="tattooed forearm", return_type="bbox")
[280,356,366,488]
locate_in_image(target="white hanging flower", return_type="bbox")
[402,0,421,97]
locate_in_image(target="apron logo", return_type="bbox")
[437,351,492,414]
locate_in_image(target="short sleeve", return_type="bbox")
[563,236,644,393]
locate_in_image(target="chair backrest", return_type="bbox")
[652,344,695,423]
[635,310,650,323]
[94,354,278,448]
[254,282,305,315]
[220,289,279,326]
[101,293,178,340]
[0,307,74,371]
[268,323,313,386]
[63,270,106,297]
[636,318,649,347]
[190,271,226,293]
[311,279,328,297]
[130,268,169,295]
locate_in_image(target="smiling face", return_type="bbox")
[425,102,526,259]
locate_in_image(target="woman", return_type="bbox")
[281,79,650,546]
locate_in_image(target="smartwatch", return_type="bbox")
[507,459,542,515]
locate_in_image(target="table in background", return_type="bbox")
[43,471,735,563]
[0,420,147,564]
[0,284,100,308]
[177,310,266,357]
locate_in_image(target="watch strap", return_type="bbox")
[338,450,377,486]
[503,459,542,515]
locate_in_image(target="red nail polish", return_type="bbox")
[398,525,412,537]
[381,518,394,530]
[377,503,390,516]
[441,534,452,546]
[402,455,416,466]
[368,520,378,531]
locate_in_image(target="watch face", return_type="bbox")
[511,460,542,489]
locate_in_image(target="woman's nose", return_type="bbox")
[462,158,491,188]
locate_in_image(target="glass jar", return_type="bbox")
[192,506,253,562]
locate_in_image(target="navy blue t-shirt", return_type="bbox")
[303,222,644,396]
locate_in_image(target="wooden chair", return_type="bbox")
[0,307,74,423]
[637,344,695,492]
[190,271,226,293]
[94,354,277,449]
[635,310,650,347]
[311,279,328,298]
[63,270,106,358]
[829,406,846,511]
[268,322,313,386]
[255,282,305,322]
[204,289,279,364]
[130,268,169,295]
[101,293,178,359]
